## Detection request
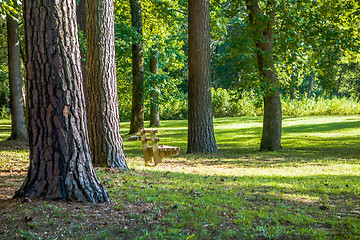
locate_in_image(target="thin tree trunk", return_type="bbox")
[290,69,298,100]
[6,14,28,142]
[85,0,128,169]
[290,87,296,100]
[129,0,144,134]
[308,70,314,98]
[77,0,87,98]
[187,0,217,153]
[246,0,282,151]
[149,49,160,127]
[15,0,109,203]
[335,64,346,97]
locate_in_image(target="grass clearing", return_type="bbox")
[0,116,359,239]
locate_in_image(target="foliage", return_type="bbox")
[212,88,360,119]
[159,91,188,120]
[0,105,10,119]
[1,116,360,239]
[275,0,360,98]
[213,0,360,99]
[0,68,9,110]
[114,0,187,122]
[282,96,360,116]
[0,0,22,18]
[0,16,9,111]
[212,88,262,118]
[2,0,360,123]
[0,2,24,119]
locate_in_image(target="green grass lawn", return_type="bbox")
[0,116,359,239]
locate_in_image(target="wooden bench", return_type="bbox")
[140,129,180,165]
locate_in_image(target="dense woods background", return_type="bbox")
[0,0,359,121]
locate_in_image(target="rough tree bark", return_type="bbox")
[129,0,145,134]
[85,0,128,169]
[149,50,160,128]
[14,0,109,203]
[187,0,218,153]
[6,14,28,142]
[246,0,282,151]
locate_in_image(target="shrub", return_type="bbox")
[0,105,9,120]
[228,93,263,117]
[212,88,263,118]
[282,97,360,116]
[160,92,188,120]
[116,86,360,122]
[212,88,231,117]
[0,69,9,109]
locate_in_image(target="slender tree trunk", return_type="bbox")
[77,0,87,96]
[308,70,314,98]
[187,0,217,153]
[129,0,144,134]
[6,14,28,142]
[335,64,346,97]
[290,87,296,100]
[15,0,109,203]
[290,69,298,100]
[149,49,160,127]
[246,0,282,151]
[85,0,128,169]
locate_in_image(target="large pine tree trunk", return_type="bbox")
[187,0,217,153]
[6,14,28,142]
[246,0,282,151]
[129,0,145,134]
[86,0,128,169]
[149,50,160,128]
[15,0,109,203]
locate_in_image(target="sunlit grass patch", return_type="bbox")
[0,115,359,239]
[0,120,11,142]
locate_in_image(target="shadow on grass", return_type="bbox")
[0,156,358,238]
[124,125,360,167]
[0,173,25,199]
[1,116,360,167]
[107,167,360,204]
[282,120,360,134]
[0,140,29,152]
[98,167,360,238]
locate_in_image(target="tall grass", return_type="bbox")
[282,97,360,116]
[211,88,360,118]
[1,89,359,121]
